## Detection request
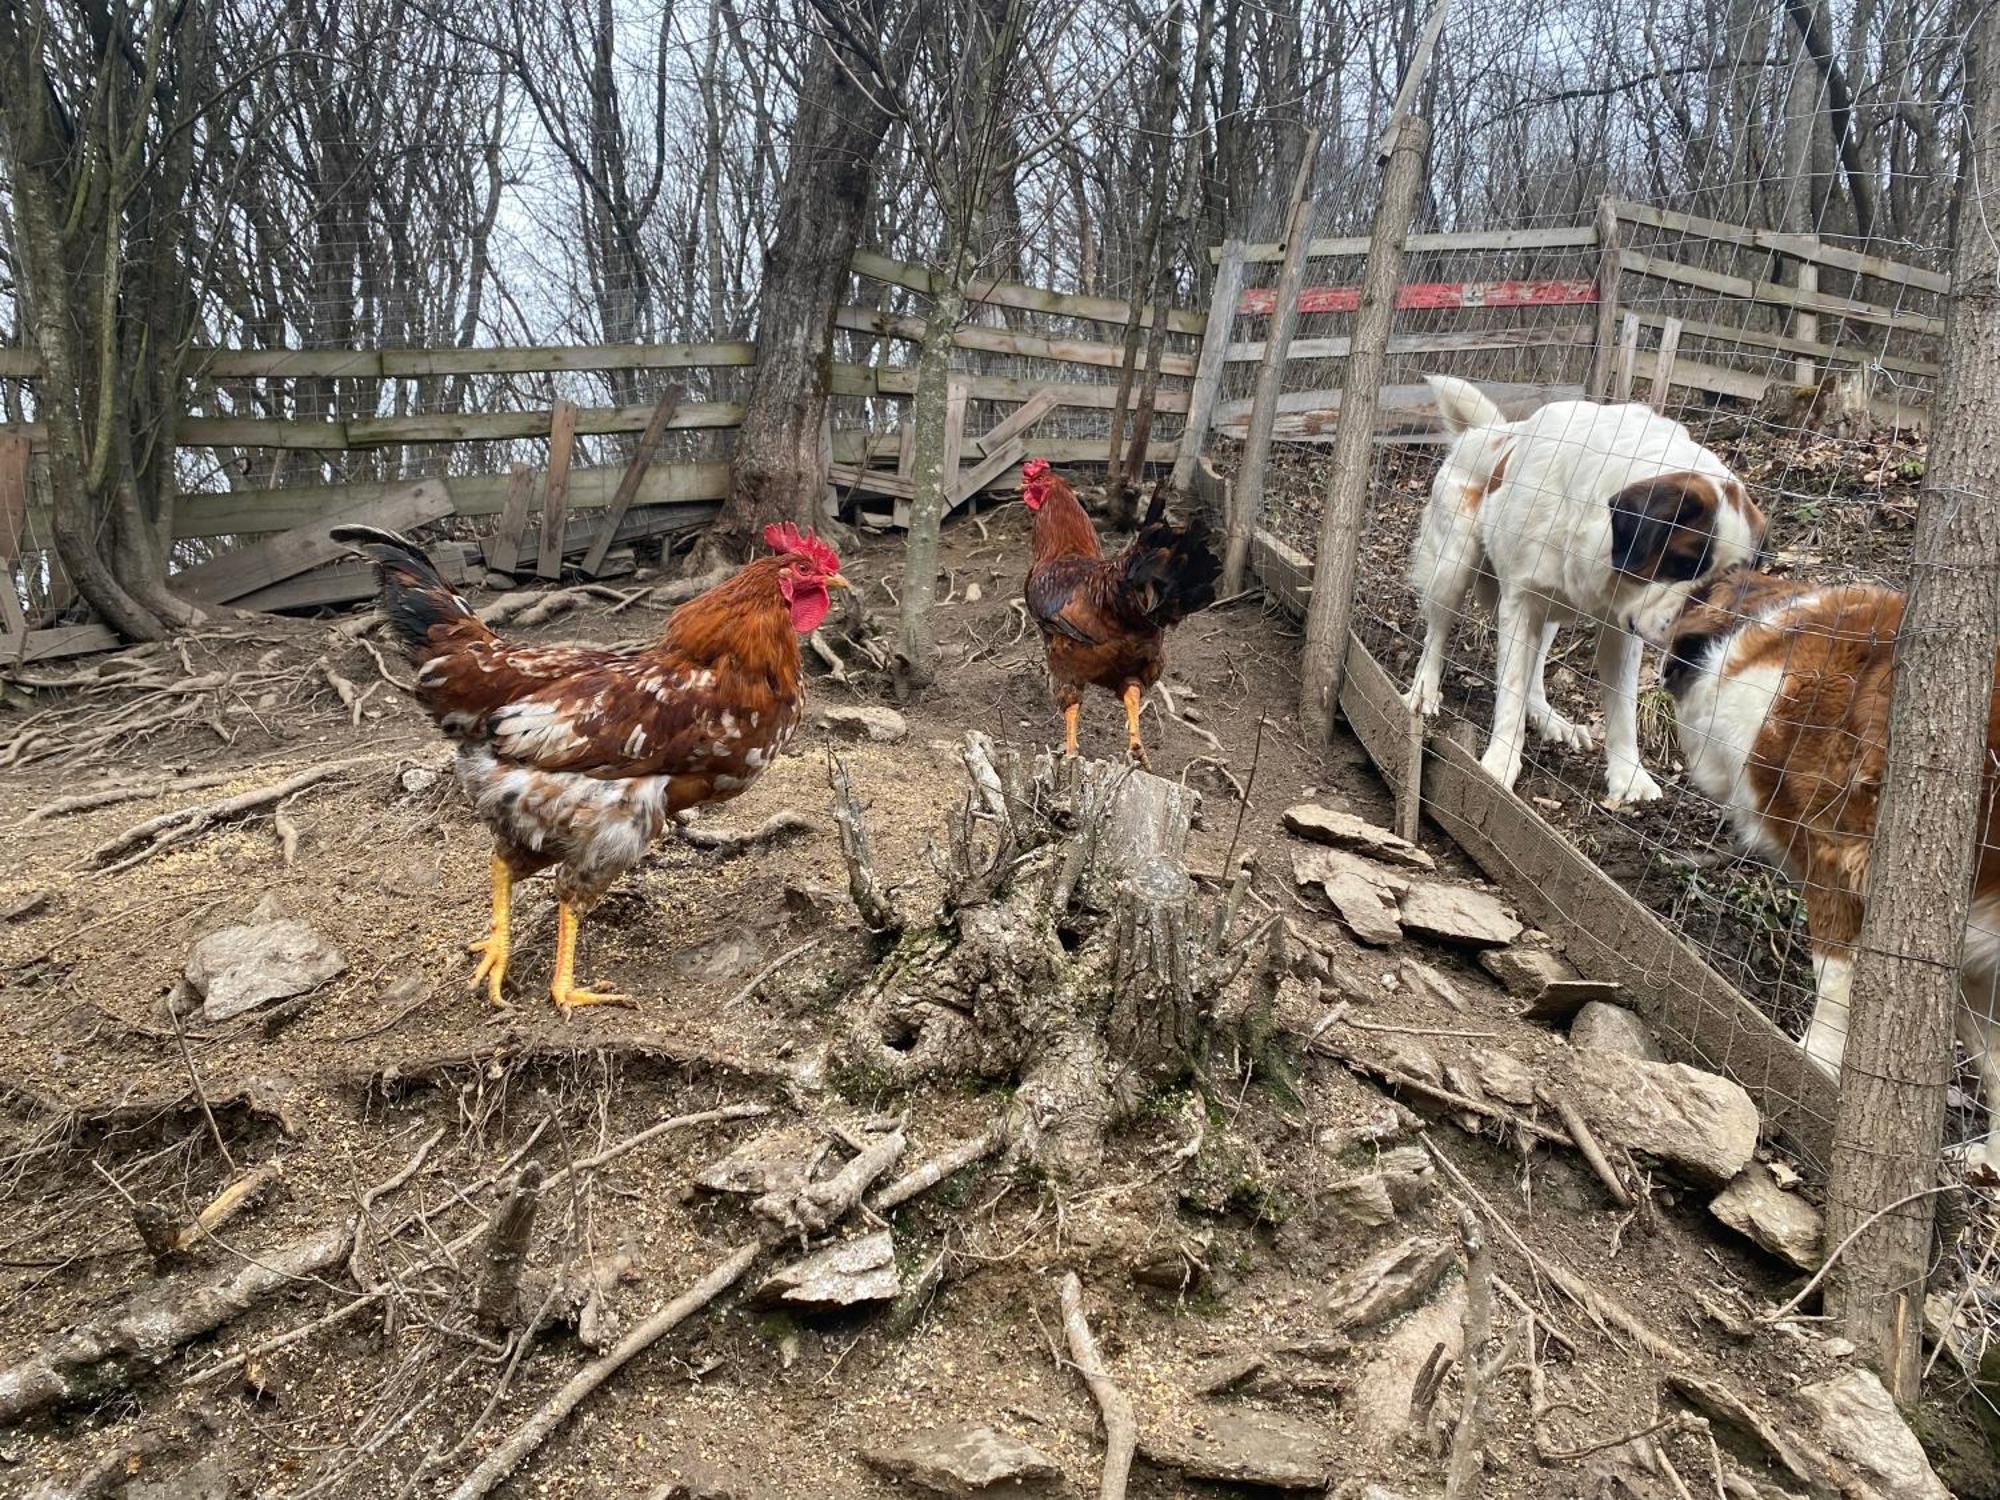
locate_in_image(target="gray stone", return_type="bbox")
[1709,1162,1823,1270]
[754,1228,899,1310]
[1324,1234,1455,1331]
[818,705,910,744]
[1570,1001,1665,1062]
[399,766,441,795]
[184,906,346,1022]
[695,1125,825,1198]
[1478,944,1576,997]
[864,1424,1063,1496]
[1293,848,1406,947]
[1138,1409,1331,1490]
[1797,1368,1950,1500]
[1560,1052,1759,1188]
[1518,977,1626,1025]
[1397,882,1522,949]
[1399,959,1468,1012]
[1344,1284,1467,1454]
[1282,804,1436,872]
[1469,1049,1538,1108]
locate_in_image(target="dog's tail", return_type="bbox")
[1425,374,1506,438]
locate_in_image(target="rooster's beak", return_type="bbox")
[826,573,851,590]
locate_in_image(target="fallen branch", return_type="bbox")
[1059,1272,1135,1500]
[678,811,816,855]
[872,1126,1006,1212]
[147,1157,286,1260]
[88,755,391,869]
[1444,1207,1493,1500]
[1553,1091,1635,1210]
[444,1241,761,1500]
[719,939,825,1012]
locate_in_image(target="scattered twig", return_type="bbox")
[1221,714,1267,875]
[718,938,825,1011]
[89,755,392,870]
[827,749,899,933]
[872,1126,1006,1212]
[1154,685,1224,755]
[1538,1414,1693,1463]
[1059,1272,1135,1500]
[1762,1182,1963,1324]
[163,1157,286,1258]
[349,1127,443,1291]
[17,772,235,825]
[169,1003,236,1172]
[1553,1092,1635,1210]
[443,1242,761,1500]
[1341,1016,1507,1041]
[1445,1207,1493,1499]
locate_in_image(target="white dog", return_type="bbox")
[1402,375,1765,804]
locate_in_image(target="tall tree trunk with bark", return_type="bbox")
[894,256,972,689]
[704,3,893,563]
[1826,0,2000,1398]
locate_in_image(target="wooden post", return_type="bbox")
[582,386,682,576]
[485,464,538,575]
[1826,0,2000,1399]
[1221,127,1322,596]
[536,399,579,580]
[1587,198,1622,398]
[942,376,968,503]
[1649,317,1683,411]
[1793,253,1820,386]
[1172,239,1247,494]
[1613,313,1641,402]
[1297,115,1432,746]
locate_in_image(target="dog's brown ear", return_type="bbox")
[1609,474,1718,582]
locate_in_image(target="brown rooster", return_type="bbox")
[333,521,847,1013]
[1022,458,1220,766]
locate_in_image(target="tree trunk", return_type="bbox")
[894,265,971,688]
[1826,0,2000,1399]
[702,4,892,564]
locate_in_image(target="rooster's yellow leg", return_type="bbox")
[550,899,633,1014]
[1063,703,1080,756]
[467,854,513,1008]
[1122,685,1150,769]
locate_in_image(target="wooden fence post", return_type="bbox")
[1613,312,1641,402]
[1825,0,2000,1398]
[1793,251,1820,386]
[1221,127,1321,596]
[1297,114,1432,747]
[1172,240,1247,494]
[536,399,579,579]
[581,386,682,577]
[1587,198,1622,398]
[1649,317,1683,411]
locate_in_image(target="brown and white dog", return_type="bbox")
[1405,376,1765,804]
[1662,568,2000,1165]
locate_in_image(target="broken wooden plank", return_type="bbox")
[582,386,682,577]
[485,464,538,573]
[488,502,717,576]
[829,464,915,501]
[175,477,455,605]
[537,401,579,580]
[1,623,121,666]
[951,437,1028,508]
[234,544,478,614]
[965,389,1057,462]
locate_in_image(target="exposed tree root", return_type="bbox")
[88,754,394,870]
[1060,1272,1135,1500]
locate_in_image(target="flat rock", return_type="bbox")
[1517,977,1626,1025]
[1138,1409,1331,1490]
[754,1228,899,1310]
[1324,1234,1455,1331]
[1570,1001,1664,1061]
[1294,848,1406,946]
[818,705,910,744]
[863,1423,1063,1497]
[1559,1051,1758,1188]
[184,904,346,1022]
[1399,959,1467,1012]
[1345,1284,1466,1454]
[1709,1162,1823,1270]
[1478,944,1575,997]
[1797,1368,1950,1500]
[1469,1049,1538,1108]
[1397,881,1522,949]
[1319,1148,1434,1235]
[695,1125,823,1198]
[1282,804,1436,872]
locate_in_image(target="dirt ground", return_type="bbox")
[1,493,1992,1499]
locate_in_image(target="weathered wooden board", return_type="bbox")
[1224,323,1593,364]
[1622,308,1940,379]
[174,477,455,604]
[967,390,1059,459]
[850,250,1206,336]
[1619,250,1946,337]
[833,308,1197,377]
[1239,279,1598,316]
[485,465,538,573]
[829,364,1192,415]
[1338,634,1837,1162]
[1212,381,1582,442]
[1608,200,1951,295]
[0,435,28,637]
[0,623,121,665]
[582,386,682,577]
[952,437,1028,508]
[486,502,717,576]
[234,543,479,614]
[829,464,915,500]
[1219,224,1601,264]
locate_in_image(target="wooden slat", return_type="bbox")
[194,350,384,379]
[234,544,476,614]
[1336,630,1836,1163]
[1212,381,1582,442]
[1614,312,1641,401]
[895,419,914,478]
[1,623,121,665]
[951,437,1027,507]
[1588,198,1623,398]
[850,249,1206,336]
[1220,224,1601,264]
[1224,323,1592,364]
[966,389,1058,460]
[582,386,682,577]
[346,400,740,448]
[176,477,455,605]
[828,364,1191,415]
[379,342,754,377]
[1622,309,1940,379]
[179,417,355,450]
[487,502,715,575]
[1239,278,1598,316]
[829,464,916,500]
[1649,316,1684,411]
[1608,199,1951,295]
[0,437,28,565]
[485,464,538,573]
[1174,240,1249,492]
[0,350,41,379]
[537,400,579,579]
[834,307,1197,377]
[1618,250,1946,336]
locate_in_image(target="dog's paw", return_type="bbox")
[1479,744,1523,791]
[1603,763,1663,807]
[1533,711,1596,753]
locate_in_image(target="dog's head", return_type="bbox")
[1609,470,1766,648]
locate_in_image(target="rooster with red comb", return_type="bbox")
[335,520,847,1012]
[1020,458,1220,766]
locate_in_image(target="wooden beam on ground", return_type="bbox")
[175,477,455,605]
[1173,239,1246,494]
[485,464,538,574]
[1,623,120,666]
[582,386,682,577]
[1336,630,1837,1164]
[537,400,579,580]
